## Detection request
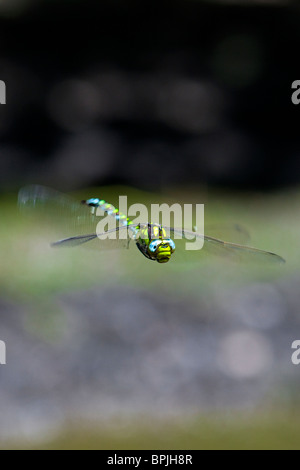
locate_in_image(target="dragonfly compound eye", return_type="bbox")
[165,239,176,253]
[149,240,161,253]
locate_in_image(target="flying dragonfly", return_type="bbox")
[18,185,285,265]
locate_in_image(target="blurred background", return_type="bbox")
[0,0,300,449]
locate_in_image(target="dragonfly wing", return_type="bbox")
[167,227,285,265]
[203,223,250,244]
[18,185,102,236]
[52,234,98,247]
[51,226,132,250]
[19,185,135,251]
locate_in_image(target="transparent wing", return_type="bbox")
[165,227,285,265]
[18,185,100,236]
[18,185,134,251]
[52,234,98,247]
[200,223,250,245]
[51,226,132,250]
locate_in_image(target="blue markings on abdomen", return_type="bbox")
[85,198,100,206]
[84,197,132,227]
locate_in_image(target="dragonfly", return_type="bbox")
[18,185,285,265]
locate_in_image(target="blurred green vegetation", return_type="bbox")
[2,411,300,450]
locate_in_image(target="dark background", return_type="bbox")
[0,0,299,192]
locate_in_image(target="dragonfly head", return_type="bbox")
[148,239,176,263]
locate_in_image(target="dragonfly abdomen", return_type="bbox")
[82,198,133,228]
